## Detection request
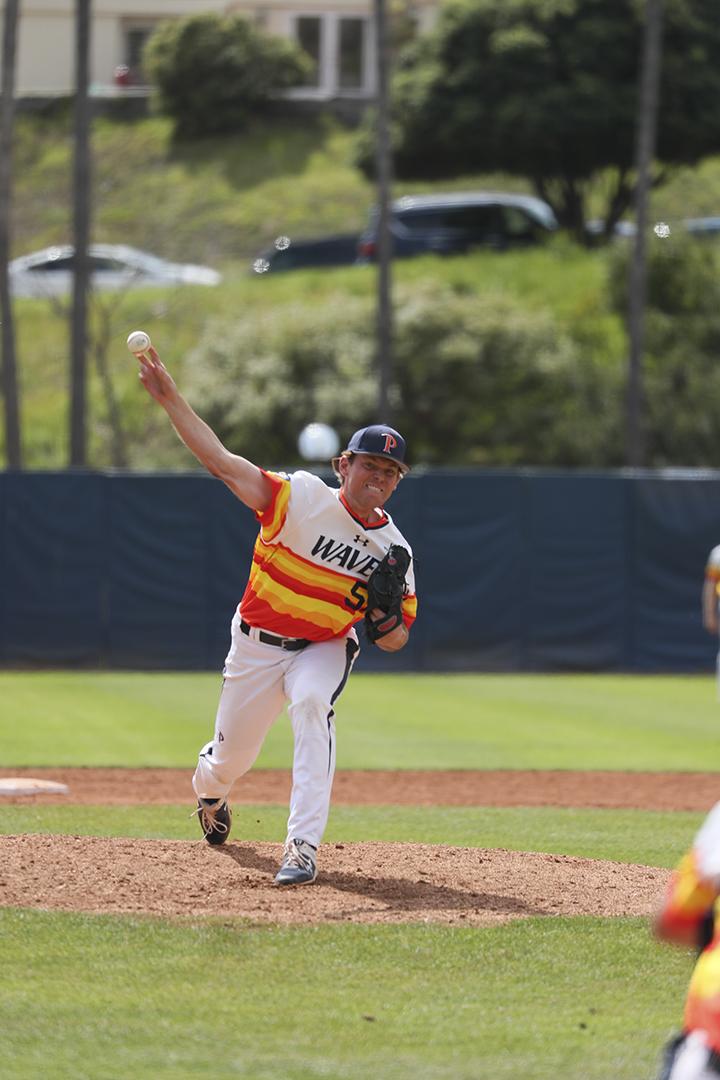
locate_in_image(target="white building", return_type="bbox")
[2,0,436,103]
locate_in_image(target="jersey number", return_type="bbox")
[345,581,368,611]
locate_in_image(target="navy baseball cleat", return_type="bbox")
[196,797,232,846]
[274,838,317,885]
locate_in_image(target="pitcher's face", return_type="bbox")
[340,454,401,515]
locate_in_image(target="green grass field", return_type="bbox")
[0,911,692,1080]
[1,670,715,1079]
[2,670,719,770]
[0,803,705,868]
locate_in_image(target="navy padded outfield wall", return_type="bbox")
[1,468,719,672]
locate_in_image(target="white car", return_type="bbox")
[8,243,221,298]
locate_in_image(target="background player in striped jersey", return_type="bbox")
[703,546,720,699]
[137,345,417,886]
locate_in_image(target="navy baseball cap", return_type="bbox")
[345,425,409,473]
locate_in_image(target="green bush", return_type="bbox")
[393,284,622,466]
[608,234,720,318]
[183,297,379,464]
[608,237,720,465]
[144,14,312,139]
[182,284,623,467]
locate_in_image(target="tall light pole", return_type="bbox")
[626,0,663,467]
[70,0,92,467]
[0,0,22,468]
[373,0,393,420]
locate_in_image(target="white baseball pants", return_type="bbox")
[193,611,359,849]
[666,1032,720,1080]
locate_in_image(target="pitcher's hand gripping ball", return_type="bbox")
[126,330,152,356]
[364,544,411,644]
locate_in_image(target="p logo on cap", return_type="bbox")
[345,425,409,472]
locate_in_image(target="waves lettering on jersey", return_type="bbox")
[311,535,380,577]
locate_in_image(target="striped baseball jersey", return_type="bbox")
[238,470,418,642]
[706,546,720,596]
[657,802,720,1050]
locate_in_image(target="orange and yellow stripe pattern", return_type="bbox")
[258,473,292,544]
[685,936,720,1050]
[660,850,720,1050]
[705,546,720,598]
[239,472,417,641]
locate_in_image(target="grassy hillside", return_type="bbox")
[6,110,720,468]
[12,243,620,469]
[13,110,720,267]
[11,110,553,266]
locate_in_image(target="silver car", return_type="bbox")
[8,243,221,298]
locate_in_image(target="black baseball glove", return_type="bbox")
[364,544,411,644]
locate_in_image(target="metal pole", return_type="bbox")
[0,0,22,468]
[374,0,393,420]
[626,0,663,467]
[70,0,92,467]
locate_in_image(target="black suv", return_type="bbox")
[357,192,558,261]
[253,233,360,273]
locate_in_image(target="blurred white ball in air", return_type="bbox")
[298,423,340,461]
[654,222,671,238]
[274,236,291,251]
[252,258,270,274]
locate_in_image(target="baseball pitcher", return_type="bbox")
[135,343,417,886]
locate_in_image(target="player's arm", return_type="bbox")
[703,578,719,635]
[651,911,708,946]
[654,841,720,950]
[653,908,712,949]
[137,348,272,513]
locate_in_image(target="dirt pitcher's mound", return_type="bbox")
[0,835,668,926]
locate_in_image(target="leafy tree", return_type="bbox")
[608,236,720,465]
[359,0,720,240]
[144,14,311,139]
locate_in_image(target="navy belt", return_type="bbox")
[240,619,311,651]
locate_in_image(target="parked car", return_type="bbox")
[356,192,559,262]
[8,243,221,298]
[252,233,360,273]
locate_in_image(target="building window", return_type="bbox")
[296,17,322,88]
[124,26,156,85]
[338,18,365,90]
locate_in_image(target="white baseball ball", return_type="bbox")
[298,423,340,461]
[127,330,151,354]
